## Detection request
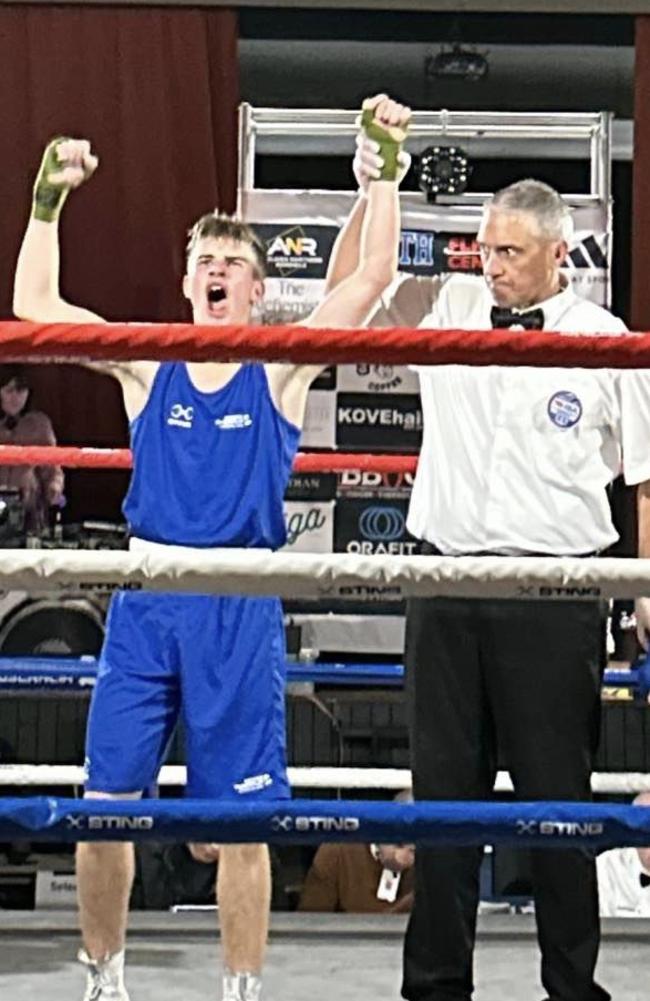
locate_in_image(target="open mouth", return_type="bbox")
[207,283,227,306]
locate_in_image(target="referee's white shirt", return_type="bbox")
[380,274,650,556]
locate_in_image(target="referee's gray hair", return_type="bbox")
[485,179,574,244]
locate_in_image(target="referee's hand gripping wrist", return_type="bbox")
[353,136,411,195]
[358,94,411,185]
[32,137,98,223]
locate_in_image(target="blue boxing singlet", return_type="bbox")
[122,363,301,548]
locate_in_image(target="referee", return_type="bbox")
[329,159,650,1001]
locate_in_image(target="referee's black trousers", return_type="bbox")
[402,595,611,1001]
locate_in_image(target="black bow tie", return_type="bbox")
[490,306,545,330]
[641,872,650,888]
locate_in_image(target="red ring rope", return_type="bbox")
[0,445,418,474]
[2,320,650,368]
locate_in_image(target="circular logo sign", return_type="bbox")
[547,390,583,429]
[359,506,405,542]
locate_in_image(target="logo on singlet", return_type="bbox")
[167,403,194,429]
[214,413,253,430]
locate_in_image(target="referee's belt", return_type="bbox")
[419,541,601,558]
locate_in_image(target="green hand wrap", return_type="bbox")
[33,137,71,223]
[361,107,408,183]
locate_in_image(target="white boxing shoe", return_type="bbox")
[222,972,262,1001]
[79,949,130,1001]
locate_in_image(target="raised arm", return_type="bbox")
[324,191,369,295]
[14,138,104,325]
[13,138,156,420]
[267,95,410,426]
[324,94,411,294]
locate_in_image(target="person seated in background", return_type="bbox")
[298,839,414,914]
[597,792,650,917]
[299,790,415,914]
[130,842,218,911]
[130,842,293,912]
[0,364,64,535]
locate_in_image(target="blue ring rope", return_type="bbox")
[0,797,648,848]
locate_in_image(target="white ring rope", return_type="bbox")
[2,553,646,798]
[0,549,650,600]
[0,765,648,795]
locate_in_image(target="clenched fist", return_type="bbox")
[33,137,98,223]
[354,93,411,190]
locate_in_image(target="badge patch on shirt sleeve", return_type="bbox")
[547,390,583,429]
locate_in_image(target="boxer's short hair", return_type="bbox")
[186,211,267,279]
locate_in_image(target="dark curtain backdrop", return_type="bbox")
[0,5,239,522]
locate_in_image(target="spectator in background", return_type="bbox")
[0,364,64,534]
[299,790,415,914]
[130,842,218,911]
[298,839,414,914]
[597,793,650,917]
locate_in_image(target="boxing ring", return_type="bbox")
[0,320,650,1001]
[0,318,650,833]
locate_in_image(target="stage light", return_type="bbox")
[417,145,471,201]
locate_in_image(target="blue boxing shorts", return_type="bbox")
[84,590,289,800]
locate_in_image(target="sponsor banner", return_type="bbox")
[398,227,437,273]
[300,390,336,449]
[263,275,324,324]
[337,363,418,395]
[334,498,419,557]
[256,223,339,281]
[434,233,482,275]
[283,500,334,553]
[286,472,337,502]
[243,190,611,312]
[336,393,422,450]
[396,230,484,277]
[337,468,415,499]
[567,225,609,302]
